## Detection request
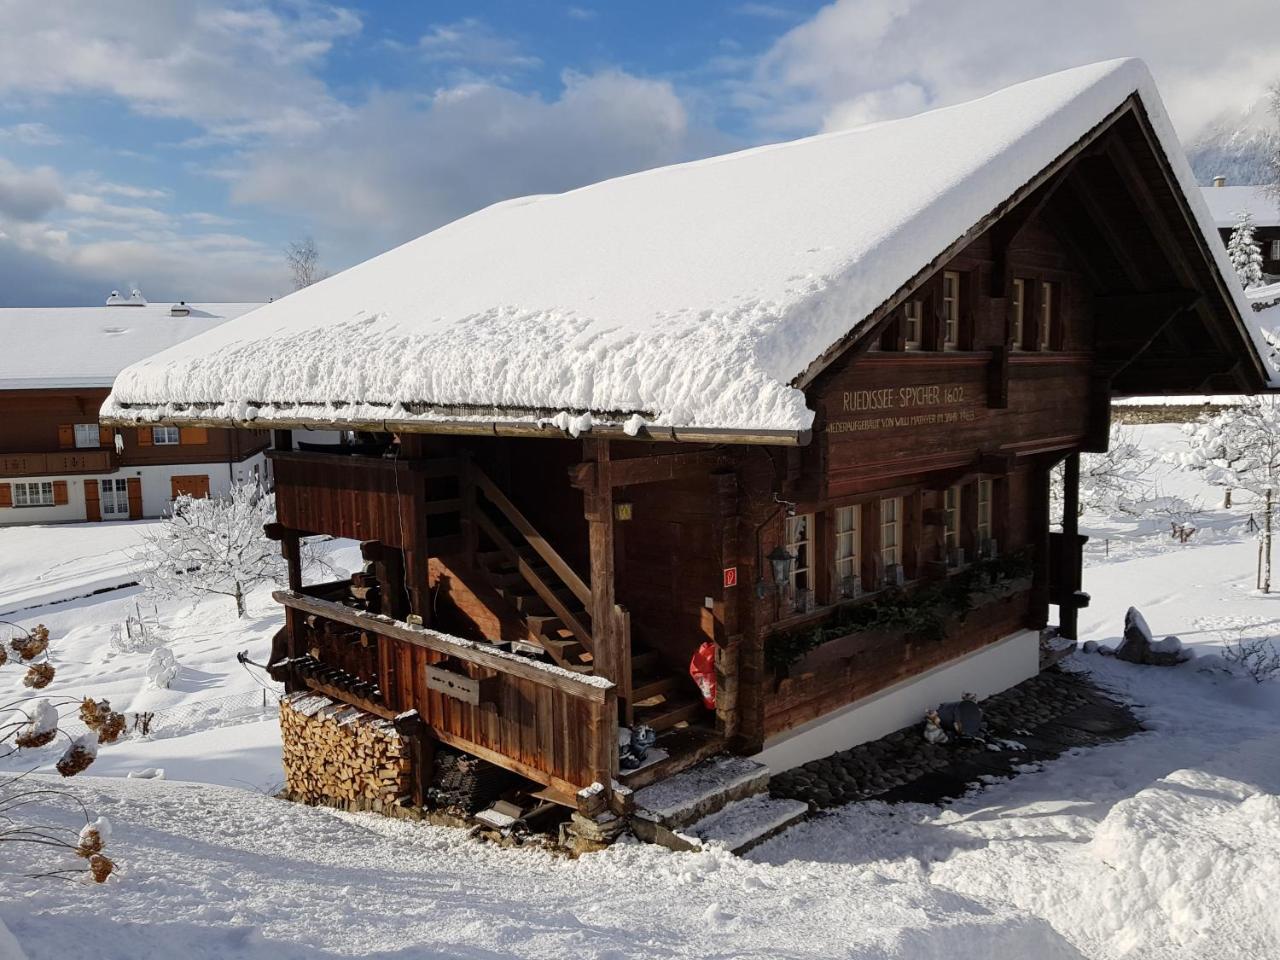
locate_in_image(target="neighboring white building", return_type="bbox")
[0,292,271,526]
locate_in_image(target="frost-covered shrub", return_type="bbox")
[1051,423,1155,518]
[109,607,168,654]
[1221,635,1280,683]
[146,646,179,689]
[134,482,330,618]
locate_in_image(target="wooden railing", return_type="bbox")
[276,590,618,797]
[0,449,116,477]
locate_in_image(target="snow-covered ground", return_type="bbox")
[3,423,1280,958]
[0,521,158,615]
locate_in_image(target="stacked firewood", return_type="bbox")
[279,691,413,812]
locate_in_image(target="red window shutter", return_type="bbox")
[99,426,113,447]
[52,480,68,506]
[84,480,101,522]
[137,427,153,447]
[58,424,74,449]
[127,477,143,519]
[0,483,11,508]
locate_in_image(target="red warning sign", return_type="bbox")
[723,566,738,589]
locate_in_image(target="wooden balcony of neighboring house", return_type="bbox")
[0,448,119,477]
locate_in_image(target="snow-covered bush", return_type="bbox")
[135,482,328,618]
[0,621,119,883]
[1221,634,1280,683]
[1051,423,1155,518]
[1227,210,1265,289]
[109,604,168,654]
[146,646,179,690]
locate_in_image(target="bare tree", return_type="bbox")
[285,236,323,290]
[1051,423,1156,518]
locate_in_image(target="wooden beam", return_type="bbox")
[988,166,1078,296]
[1059,453,1082,641]
[1062,171,1148,289]
[573,449,733,489]
[1094,289,1201,380]
[273,590,612,702]
[583,439,623,691]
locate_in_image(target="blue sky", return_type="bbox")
[0,0,1275,306]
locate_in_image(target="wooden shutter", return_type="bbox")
[179,426,208,445]
[0,483,10,508]
[84,480,101,521]
[127,477,143,519]
[171,474,211,500]
[99,426,113,447]
[137,427,153,447]
[52,480,68,506]
[58,424,74,449]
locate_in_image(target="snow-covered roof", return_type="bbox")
[102,58,1275,440]
[0,302,263,390]
[1200,185,1280,229]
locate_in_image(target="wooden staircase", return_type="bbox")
[452,462,707,732]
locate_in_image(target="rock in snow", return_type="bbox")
[1118,608,1190,666]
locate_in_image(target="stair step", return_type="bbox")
[630,650,660,673]
[632,675,680,702]
[635,696,703,732]
[632,755,771,831]
[675,796,810,855]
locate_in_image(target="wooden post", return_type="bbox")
[1060,452,1081,640]
[458,451,478,568]
[272,429,293,453]
[1030,464,1051,629]
[582,439,622,696]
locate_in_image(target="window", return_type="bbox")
[880,496,902,577]
[784,513,814,612]
[1270,239,1280,260]
[1039,281,1056,350]
[903,300,923,349]
[976,479,993,552]
[153,426,180,445]
[943,485,961,554]
[73,423,100,448]
[1010,279,1025,348]
[833,505,861,598]
[942,271,961,349]
[13,481,54,507]
[100,478,129,517]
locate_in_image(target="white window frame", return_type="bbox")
[903,300,923,350]
[1270,239,1280,260]
[942,271,961,349]
[976,479,993,548]
[943,485,961,552]
[13,481,54,507]
[100,478,130,517]
[73,423,100,449]
[153,425,180,445]
[833,504,861,598]
[784,513,814,613]
[880,496,902,574]
[1011,278,1025,349]
[1039,280,1055,350]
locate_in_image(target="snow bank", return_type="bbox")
[102,59,1273,436]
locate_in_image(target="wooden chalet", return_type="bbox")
[102,61,1274,834]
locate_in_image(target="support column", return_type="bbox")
[1060,452,1082,640]
[582,439,623,695]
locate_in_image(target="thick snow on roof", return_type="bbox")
[103,58,1273,436]
[1200,185,1280,229]
[0,302,262,390]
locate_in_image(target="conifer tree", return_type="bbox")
[1227,210,1265,289]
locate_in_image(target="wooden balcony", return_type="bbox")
[274,588,618,799]
[0,449,117,477]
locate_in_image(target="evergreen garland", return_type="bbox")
[765,549,1034,675]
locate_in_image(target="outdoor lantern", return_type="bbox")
[766,545,795,587]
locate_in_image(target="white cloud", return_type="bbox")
[0,158,64,221]
[566,7,598,21]
[747,0,1280,139]
[417,18,540,71]
[0,122,62,145]
[0,1,359,139]
[232,70,718,253]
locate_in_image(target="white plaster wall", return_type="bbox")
[0,475,89,526]
[753,629,1041,773]
[1,452,269,525]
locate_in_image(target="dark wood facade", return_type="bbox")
[237,100,1267,806]
[0,386,269,521]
